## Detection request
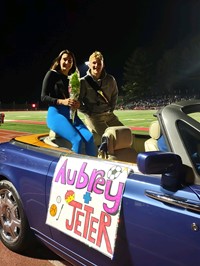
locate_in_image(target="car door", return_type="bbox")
[122,172,200,266]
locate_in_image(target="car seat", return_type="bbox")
[144,120,161,151]
[43,130,71,149]
[98,126,137,163]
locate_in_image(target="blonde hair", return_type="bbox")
[89,51,104,62]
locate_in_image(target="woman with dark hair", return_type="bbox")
[41,49,96,156]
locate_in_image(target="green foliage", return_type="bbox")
[69,71,80,99]
[122,34,200,99]
[122,47,156,100]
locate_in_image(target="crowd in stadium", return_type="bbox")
[119,94,199,110]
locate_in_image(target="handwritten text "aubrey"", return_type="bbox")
[54,159,125,215]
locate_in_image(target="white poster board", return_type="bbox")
[46,155,131,259]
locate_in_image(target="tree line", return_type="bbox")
[122,33,200,103]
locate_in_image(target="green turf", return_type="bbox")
[2,108,199,135]
[0,110,158,134]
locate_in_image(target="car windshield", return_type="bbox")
[177,119,200,175]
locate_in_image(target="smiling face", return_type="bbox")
[88,52,104,79]
[60,53,73,75]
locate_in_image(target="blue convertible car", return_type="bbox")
[0,100,200,266]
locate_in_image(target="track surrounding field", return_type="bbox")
[0,129,30,143]
[0,119,44,142]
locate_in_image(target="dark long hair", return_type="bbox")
[50,49,77,75]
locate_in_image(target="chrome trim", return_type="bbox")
[145,190,200,213]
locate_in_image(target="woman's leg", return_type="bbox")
[47,107,83,153]
[74,117,97,156]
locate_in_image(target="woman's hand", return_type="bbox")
[71,99,80,109]
[58,98,80,109]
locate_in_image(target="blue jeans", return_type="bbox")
[47,106,96,156]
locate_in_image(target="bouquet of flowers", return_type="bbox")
[68,70,80,123]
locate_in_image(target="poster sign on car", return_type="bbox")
[46,155,131,259]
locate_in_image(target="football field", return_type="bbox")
[0,109,157,134]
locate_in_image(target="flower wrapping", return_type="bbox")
[68,70,80,123]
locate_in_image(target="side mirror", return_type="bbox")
[137,151,183,191]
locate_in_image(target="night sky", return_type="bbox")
[1,0,200,103]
